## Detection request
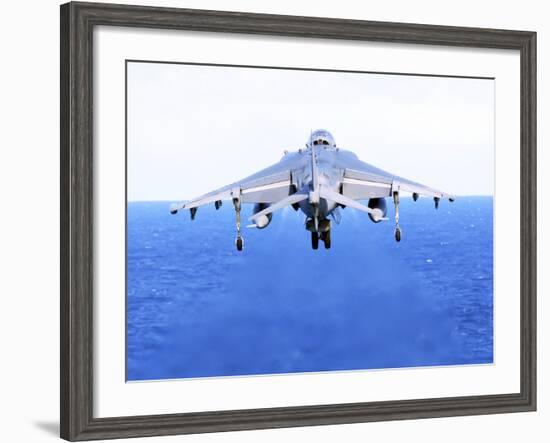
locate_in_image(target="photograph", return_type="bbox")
[54,1,538,440]
[126,60,495,382]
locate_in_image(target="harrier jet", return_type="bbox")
[170,130,454,250]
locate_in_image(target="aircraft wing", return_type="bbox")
[342,168,454,201]
[336,150,454,202]
[170,152,308,214]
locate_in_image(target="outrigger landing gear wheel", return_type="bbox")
[321,230,331,249]
[236,236,243,251]
[395,227,401,242]
[311,232,319,250]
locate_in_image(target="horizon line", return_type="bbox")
[127,195,494,203]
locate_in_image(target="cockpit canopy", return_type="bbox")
[308,129,336,148]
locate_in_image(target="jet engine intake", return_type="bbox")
[367,198,387,223]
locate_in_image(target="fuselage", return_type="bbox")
[286,129,352,232]
[295,146,341,221]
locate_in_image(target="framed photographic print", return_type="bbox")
[60,1,536,440]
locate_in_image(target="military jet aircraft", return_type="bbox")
[170,129,454,250]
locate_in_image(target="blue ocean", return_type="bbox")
[127,197,493,381]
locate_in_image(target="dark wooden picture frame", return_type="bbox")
[60,2,536,440]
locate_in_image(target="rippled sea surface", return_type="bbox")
[127,197,493,381]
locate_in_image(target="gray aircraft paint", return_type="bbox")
[170,130,453,249]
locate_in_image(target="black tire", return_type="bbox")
[236,237,243,251]
[395,228,401,242]
[311,232,319,250]
[323,230,331,249]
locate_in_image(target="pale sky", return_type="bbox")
[127,61,494,201]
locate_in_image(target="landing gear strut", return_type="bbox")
[308,218,331,250]
[320,230,331,249]
[233,197,244,251]
[311,232,319,250]
[393,191,401,242]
